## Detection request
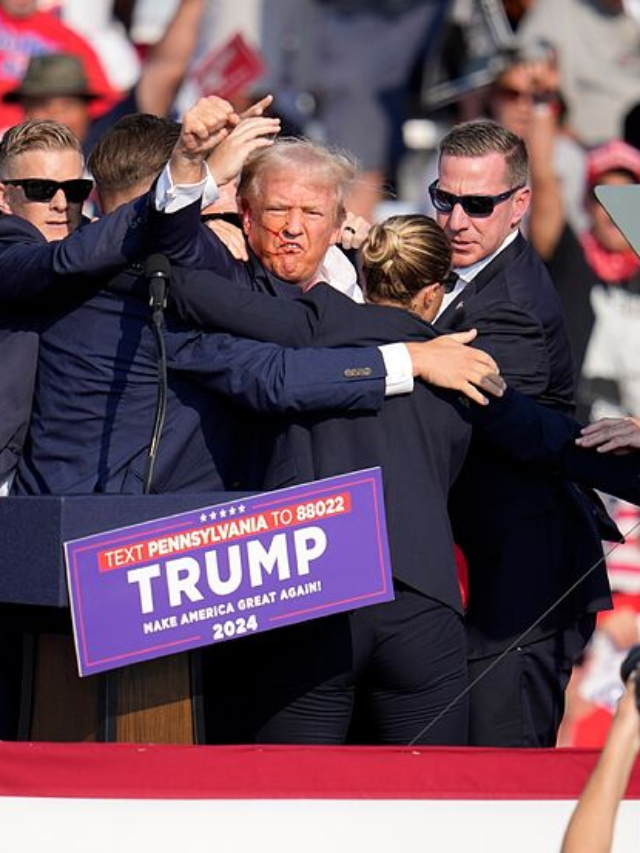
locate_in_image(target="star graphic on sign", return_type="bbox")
[219,508,227,518]
[238,504,246,514]
[209,510,217,521]
[199,513,207,523]
[228,506,237,516]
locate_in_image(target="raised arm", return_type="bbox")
[561,676,640,853]
[135,0,208,118]
[0,193,151,305]
[527,96,567,261]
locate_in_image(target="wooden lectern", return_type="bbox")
[0,494,241,744]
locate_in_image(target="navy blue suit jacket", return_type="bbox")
[12,267,387,496]
[439,233,612,654]
[0,193,161,481]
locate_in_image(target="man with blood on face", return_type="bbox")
[237,139,349,292]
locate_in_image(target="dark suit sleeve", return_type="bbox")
[169,268,326,346]
[145,202,244,274]
[169,270,439,347]
[165,326,387,413]
[462,301,552,398]
[0,196,159,304]
[470,387,640,505]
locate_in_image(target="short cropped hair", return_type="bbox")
[361,215,452,307]
[88,114,181,193]
[0,119,82,177]
[439,119,529,187]
[237,137,359,224]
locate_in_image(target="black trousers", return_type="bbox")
[203,584,468,746]
[0,612,23,740]
[467,615,596,747]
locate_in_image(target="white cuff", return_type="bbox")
[155,161,220,213]
[380,343,414,396]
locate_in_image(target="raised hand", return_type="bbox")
[338,212,371,251]
[170,96,239,184]
[207,115,281,187]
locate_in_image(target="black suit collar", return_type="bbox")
[437,232,527,327]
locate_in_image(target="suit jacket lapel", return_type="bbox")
[437,232,526,330]
[469,232,525,296]
[437,278,476,329]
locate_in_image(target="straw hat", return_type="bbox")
[3,54,99,103]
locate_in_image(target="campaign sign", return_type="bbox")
[64,469,393,677]
[193,32,266,101]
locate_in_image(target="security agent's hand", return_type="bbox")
[207,114,281,187]
[205,218,248,261]
[406,329,506,406]
[576,417,640,455]
[169,96,240,184]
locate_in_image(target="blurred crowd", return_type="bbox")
[2,0,640,747]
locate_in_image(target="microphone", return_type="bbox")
[145,253,171,316]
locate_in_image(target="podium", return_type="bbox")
[0,494,242,744]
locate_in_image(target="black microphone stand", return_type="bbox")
[143,254,171,495]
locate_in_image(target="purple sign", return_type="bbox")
[64,468,393,676]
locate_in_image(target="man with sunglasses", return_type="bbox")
[0,119,133,498]
[428,119,613,748]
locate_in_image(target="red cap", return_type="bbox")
[586,140,640,187]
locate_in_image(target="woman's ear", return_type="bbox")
[411,282,444,322]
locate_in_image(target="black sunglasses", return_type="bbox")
[3,178,93,204]
[428,181,524,218]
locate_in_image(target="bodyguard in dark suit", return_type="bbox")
[0,122,155,492]
[0,117,176,738]
[430,119,613,746]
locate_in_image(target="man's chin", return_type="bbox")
[270,260,312,285]
[44,224,73,241]
[451,246,479,268]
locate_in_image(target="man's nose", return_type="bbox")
[283,210,303,235]
[50,188,68,210]
[447,201,469,231]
